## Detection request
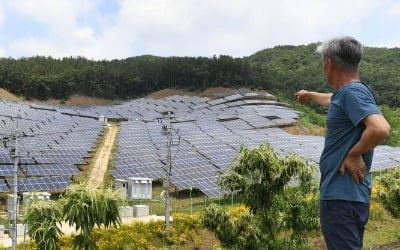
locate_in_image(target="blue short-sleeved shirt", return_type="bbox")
[319,82,381,203]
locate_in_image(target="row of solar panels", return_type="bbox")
[109,92,400,197]
[0,100,105,192]
[1,90,400,197]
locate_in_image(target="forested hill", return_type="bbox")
[248,44,400,107]
[0,55,251,100]
[0,44,399,107]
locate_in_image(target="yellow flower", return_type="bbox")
[228,205,249,218]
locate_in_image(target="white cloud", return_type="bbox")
[384,1,400,19]
[5,0,94,37]
[103,0,384,57]
[0,5,4,27]
[10,37,61,57]
[372,35,400,48]
[1,0,399,59]
[0,47,6,57]
[73,26,96,44]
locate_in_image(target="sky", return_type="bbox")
[0,0,399,60]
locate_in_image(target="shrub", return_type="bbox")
[375,168,400,218]
[23,199,63,250]
[201,143,320,250]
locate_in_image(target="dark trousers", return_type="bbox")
[320,200,370,250]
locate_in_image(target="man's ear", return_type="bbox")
[326,58,336,70]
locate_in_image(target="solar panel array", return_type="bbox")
[2,90,400,197]
[0,100,105,192]
[108,92,400,197]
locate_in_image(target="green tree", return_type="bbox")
[61,183,123,250]
[201,143,320,249]
[24,199,63,250]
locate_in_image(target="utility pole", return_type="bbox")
[161,111,172,233]
[11,116,20,250]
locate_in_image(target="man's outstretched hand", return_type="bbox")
[294,90,310,104]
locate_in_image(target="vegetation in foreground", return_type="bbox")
[23,183,123,250]
[16,170,400,250]
[201,143,320,249]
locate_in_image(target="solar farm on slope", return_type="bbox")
[0,90,400,197]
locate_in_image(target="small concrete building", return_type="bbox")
[127,177,152,200]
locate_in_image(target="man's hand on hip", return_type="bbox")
[339,154,366,184]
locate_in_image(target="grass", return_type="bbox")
[103,123,120,186]
[128,181,242,216]
[307,208,400,249]
[364,209,400,249]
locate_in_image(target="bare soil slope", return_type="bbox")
[146,87,235,99]
[66,95,110,106]
[0,88,20,101]
[146,89,194,99]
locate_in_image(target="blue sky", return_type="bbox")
[0,0,399,60]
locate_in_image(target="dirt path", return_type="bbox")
[88,123,118,187]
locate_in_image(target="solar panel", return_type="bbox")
[0,179,8,192]
[7,175,72,192]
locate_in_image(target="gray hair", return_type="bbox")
[316,36,364,72]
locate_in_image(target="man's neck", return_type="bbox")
[331,71,360,90]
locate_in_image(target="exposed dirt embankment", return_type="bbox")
[146,89,194,99]
[146,87,235,99]
[0,88,20,101]
[284,122,326,136]
[66,95,110,106]
[283,122,312,135]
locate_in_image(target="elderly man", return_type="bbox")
[295,37,390,250]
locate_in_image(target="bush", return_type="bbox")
[24,199,63,250]
[24,214,204,250]
[376,168,400,218]
[201,143,320,250]
[89,213,202,249]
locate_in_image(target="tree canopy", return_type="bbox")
[1,44,399,107]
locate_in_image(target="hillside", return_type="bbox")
[247,45,400,107]
[0,44,399,108]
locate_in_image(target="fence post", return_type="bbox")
[174,189,177,213]
[189,187,193,214]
